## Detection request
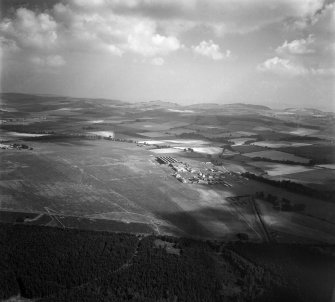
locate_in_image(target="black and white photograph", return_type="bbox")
[0,0,335,301]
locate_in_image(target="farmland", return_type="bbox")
[0,93,335,246]
[0,138,262,240]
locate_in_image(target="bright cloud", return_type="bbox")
[0,4,181,61]
[126,21,181,56]
[192,40,231,60]
[257,57,308,76]
[0,8,58,50]
[258,56,335,77]
[276,35,315,55]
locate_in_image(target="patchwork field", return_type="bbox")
[1,93,334,247]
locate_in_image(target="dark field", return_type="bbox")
[279,145,335,164]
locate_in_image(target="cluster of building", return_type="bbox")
[156,156,179,164]
[156,156,231,186]
[0,143,32,150]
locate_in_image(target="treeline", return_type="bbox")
[177,132,264,146]
[279,135,324,142]
[250,157,312,166]
[0,124,55,134]
[279,145,335,165]
[177,132,231,144]
[24,133,138,144]
[242,172,335,201]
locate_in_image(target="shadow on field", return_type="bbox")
[155,205,248,239]
[155,208,213,238]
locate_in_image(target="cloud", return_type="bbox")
[151,57,165,66]
[0,8,58,50]
[258,56,335,77]
[126,21,181,56]
[192,40,231,60]
[257,56,308,76]
[287,2,335,32]
[276,35,315,55]
[0,4,182,61]
[67,0,325,35]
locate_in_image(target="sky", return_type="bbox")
[0,0,334,110]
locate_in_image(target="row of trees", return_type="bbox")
[243,172,334,201]
[250,156,313,166]
[254,191,306,212]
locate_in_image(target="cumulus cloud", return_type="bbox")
[192,40,231,60]
[67,0,325,35]
[126,21,181,56]
[257,57,308,76]
[0,3,183,64]
[0,8,58,50]
[258,56,335,77]
[276,35,315,55]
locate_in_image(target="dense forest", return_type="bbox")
[0,223,334,302]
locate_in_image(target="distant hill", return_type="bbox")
[136,100,180,108]
[186,103,271,111]
[226,103,271,110]
[283,107,329,115]
[3,93,332,115]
